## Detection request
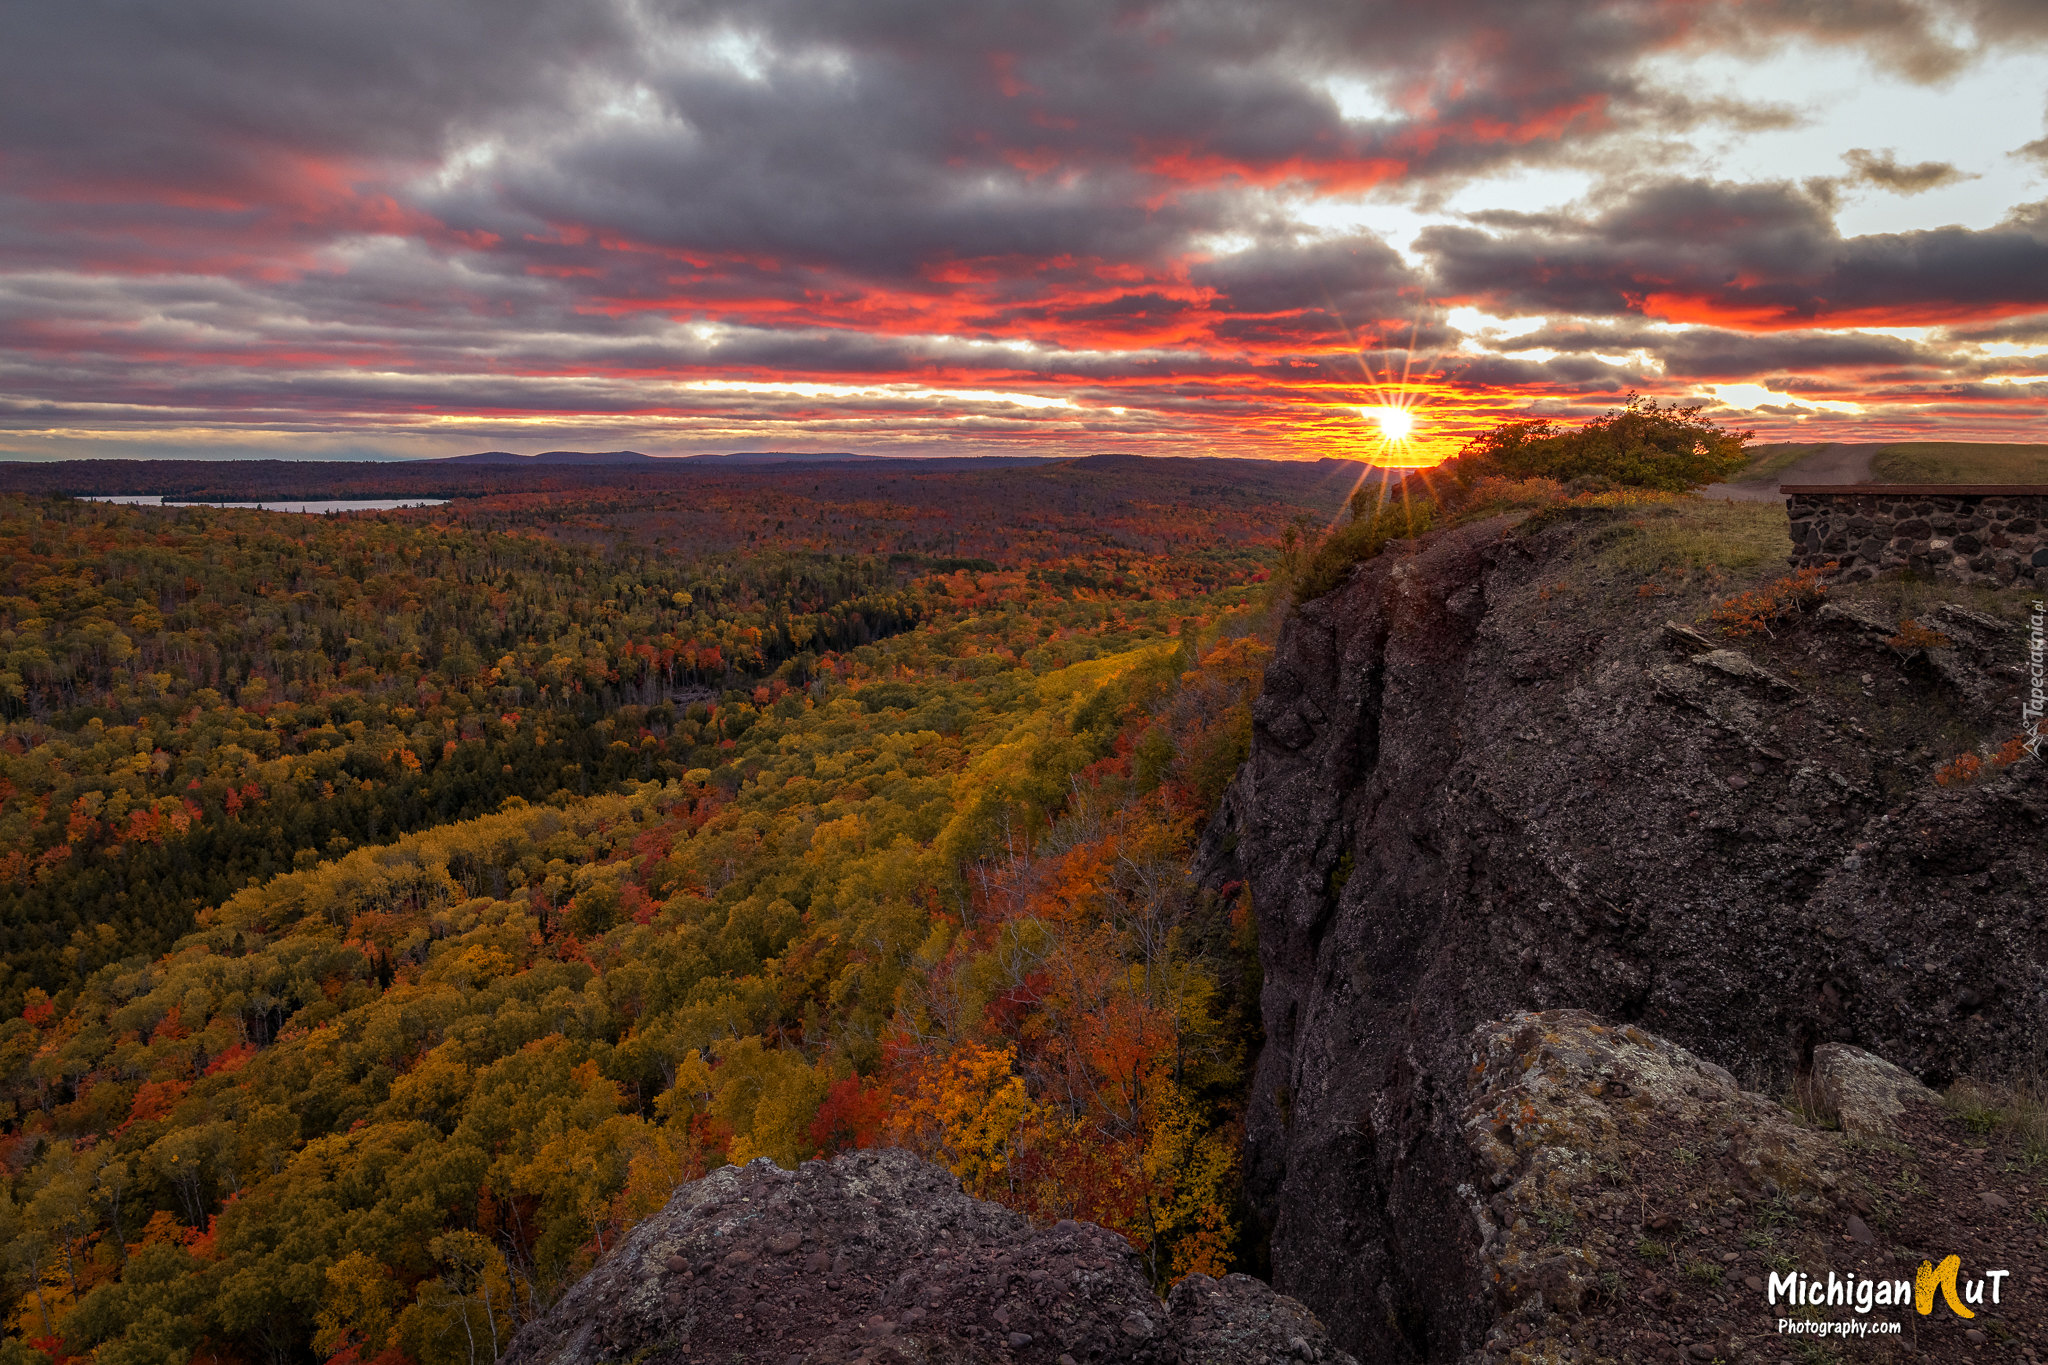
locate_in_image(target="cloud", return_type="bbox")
[3,0,2048,461]
[1421,178,2048,328]
[1841,148,1974,194]
[1467,317,1954,379]
[1943,310,2048,343]
[1692,0,2048,83]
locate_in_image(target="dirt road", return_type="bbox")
[1698,443,1876,501]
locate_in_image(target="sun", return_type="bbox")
[1364,405,1415,443]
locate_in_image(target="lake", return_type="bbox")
[81,496,448,513]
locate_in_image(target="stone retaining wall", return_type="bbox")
[1783,484,2048,586]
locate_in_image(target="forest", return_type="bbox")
[0,456,1347,1365]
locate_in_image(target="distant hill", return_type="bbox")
[689,451,877,464]
[436,450,885,466]
[436,450,659,465]
[1869,441,2048,484]
[1731,440,2048,486]
[686,452,1071,468]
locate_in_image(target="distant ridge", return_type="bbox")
[436,450,658,465]
[433,450,881,466]
[689,451,877,464]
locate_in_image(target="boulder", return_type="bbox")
[500,1148,1355,1365]
[1809,1041,1939,1138]
[1455,1012,2040,1362]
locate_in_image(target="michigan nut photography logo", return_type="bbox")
[1766,1255,2012,1339]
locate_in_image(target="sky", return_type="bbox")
[3,0,2047,466]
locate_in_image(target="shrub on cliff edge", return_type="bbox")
[1292,496,1435,603]
[1449,394,1751,493]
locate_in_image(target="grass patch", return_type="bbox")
[1944,1077,2048,1167]
[1305,477,1786,612]
[1448,475,1567,520]
[1635,1238,1670,1260]
[1834,575,2041,626]
[1871,442,2048,484]
[1758,1198,1800,1229]
[1512,498,1792,611]
[1786,1071,1842,1130]
[1686,1259,1725,1286]
[1594,499,1787,582]
[1495,495,1797,620]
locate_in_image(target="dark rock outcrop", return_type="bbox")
[1201,512,2048,1361]
[500,1148,1355,1365]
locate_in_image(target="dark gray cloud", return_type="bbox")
[1472,318,1952,376]
[0,0,629,195]
[1691,0,2048,83]
[1421,178,2048,325]
[1,0,2046,458]
[6,0,2034,276]
[1943,310,2048,343]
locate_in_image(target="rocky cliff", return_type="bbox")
[1201,508,2048,1361]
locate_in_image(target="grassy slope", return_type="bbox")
[1870,442,2048,483]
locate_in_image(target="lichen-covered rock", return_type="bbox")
[1689,648,1798,694]
[1809,1041,1939,1138]
[499,1148,1354,1365]
[1460,1012,1839,1361]
[1446,1011,2045,1364]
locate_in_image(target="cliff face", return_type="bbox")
[1202,511,2048,1361]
